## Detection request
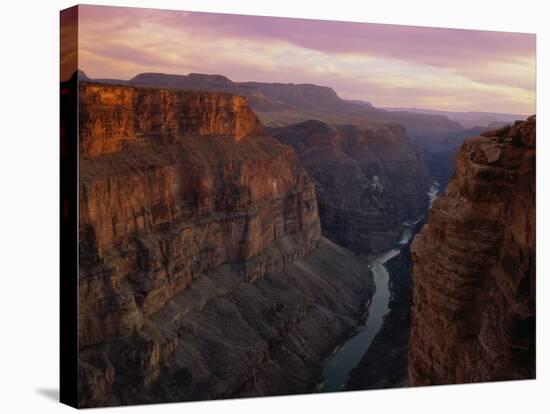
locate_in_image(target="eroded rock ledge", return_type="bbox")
[409,116,535,385]
[77,83,374,406]
[79,83,264,157]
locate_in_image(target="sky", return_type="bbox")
[73,5,536,114]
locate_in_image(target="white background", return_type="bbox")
[0,0,547,412]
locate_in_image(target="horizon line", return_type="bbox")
[75,68,532,117]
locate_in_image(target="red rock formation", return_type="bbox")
[409,116,535,385]
[78,83,319,347]
[77,83,374,407]
[79,83,263,157]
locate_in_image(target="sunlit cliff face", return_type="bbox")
[73,5,535,115]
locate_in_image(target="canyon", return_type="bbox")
[82,71,436,256]
[85,70,509,193]
[73,72,535,407]
[409,116,536,384]
[77,82,376,407]
[269,120,429,255]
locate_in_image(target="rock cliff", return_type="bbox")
[269,120,430,255]
[77,82,374,406]
[79,83,263,157]
[409,116,536,384]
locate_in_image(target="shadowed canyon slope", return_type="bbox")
[409,116,536,384]
[77,82,375,407]
[269,120,430,255]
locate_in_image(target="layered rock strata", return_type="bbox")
[79,83,263,157]
[77,83,374,406]
[269,120,430,255]
[409,116,536,384]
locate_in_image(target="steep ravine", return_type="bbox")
[409,116,536,384]
[75,78,502,407]
[344,218,425,391]
[319,246,401,392]
[323,116,535,391]
[76,82,376,407]
[269,120,430,255]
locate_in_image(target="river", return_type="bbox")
[318,245,402,392]
[318,183,440,393]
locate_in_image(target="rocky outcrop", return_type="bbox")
[79,83,263,157]
[409,116,536,385]
[269,120,430,255]
[77,82,374,407]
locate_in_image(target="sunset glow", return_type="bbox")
[76,5,536,114]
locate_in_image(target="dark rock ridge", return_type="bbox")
[77,82,374,407]
[409,116,536,385]
[269,120,430,255]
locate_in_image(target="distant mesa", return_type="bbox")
[384,106,527,129]
[74,70,527,135]
[76,69,467,139]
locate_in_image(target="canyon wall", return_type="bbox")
[79,83,263,157]
[77,82,374,407]
[269,120,430,255]
[409,116,536,384]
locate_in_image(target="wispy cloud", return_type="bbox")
[77,5,535,114]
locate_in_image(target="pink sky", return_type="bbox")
[75,5,536,114]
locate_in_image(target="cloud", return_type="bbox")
[76,5,535,114]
